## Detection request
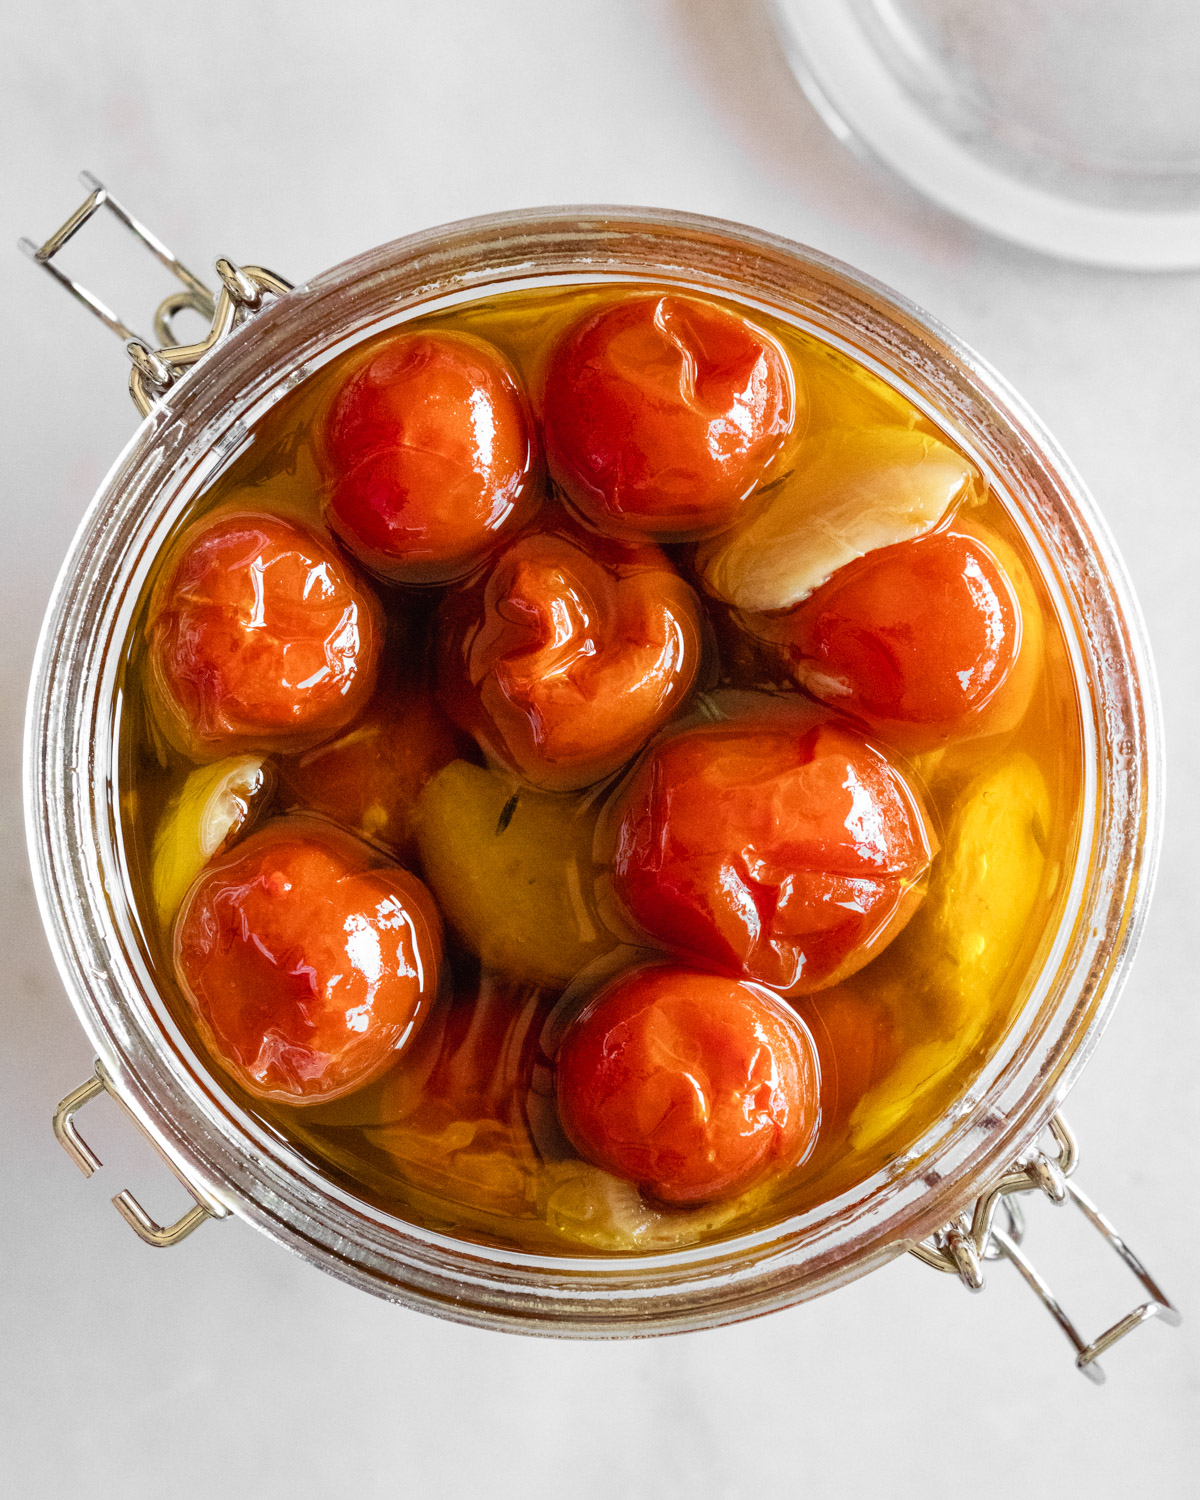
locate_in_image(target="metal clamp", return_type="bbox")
[910,1112,1180,1382]
[19,171,292,416]
[53,1060,229,1248]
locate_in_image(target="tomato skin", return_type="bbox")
[174,818,443,1105]
[610,706,934,994]
[279,670,463,864]
[753,531,1022,752]
[555,962,820,1205]
[542,293,798,540]
[436,511,703,791]
[146,511,381,761]
[324,331,537,583]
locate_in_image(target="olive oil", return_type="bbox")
[118,282,1084,1255]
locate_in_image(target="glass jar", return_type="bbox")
[23,193,1173,1361]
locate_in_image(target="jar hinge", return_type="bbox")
[53,1060,230,1248]
[909,1112,1180,1382]
[19,171,292,417]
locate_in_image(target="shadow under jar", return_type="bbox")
[26,205,1164,1343]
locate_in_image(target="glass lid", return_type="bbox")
[772,0,1200,269]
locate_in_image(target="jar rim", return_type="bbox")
[24,205,1162,1334]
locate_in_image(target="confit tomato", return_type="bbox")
[279,669,463,863]
[753,530,1023,751]
[174,818,443,1105]
[324,330,538,583]
[542,293,798,540]
[436,512,703,791]
[146,510,381,760]
[555,962,820,1205]
[610,706,934,994]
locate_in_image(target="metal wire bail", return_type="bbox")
[19,171,292,414]
[52,1061,230,1249]
[19,171,215,344]
[910,1113,1180,1381]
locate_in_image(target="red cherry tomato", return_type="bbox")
[324,330,538,583]
[174,819,443,1105]
[555,962,820,1205]
[279,669,463,863]
[146,510,382,760]
[436,511,703,790]
[542,293,798,540]
[610,705,934,994]
[757,531,1022,751]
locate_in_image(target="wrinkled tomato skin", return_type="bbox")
[555,962,820,1205]
[174,818,443,1106]
[542,293,799,540]
[610,706,935,994]
[324,331,538,584]
[279,670,464,863]
[755,531,1022,752]
[436,510,704,791]
[146,510,382,761]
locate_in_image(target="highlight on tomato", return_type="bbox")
[554,961,820,1204]
[174,818,443,1105]
[542,292,799,540]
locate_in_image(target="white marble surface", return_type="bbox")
[2,2,1197,1493]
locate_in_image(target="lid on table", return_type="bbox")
[772,0,1200,269]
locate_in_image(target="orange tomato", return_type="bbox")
[146,510,382,760]
[324,331,538,583]
[610,705,934,994]
[436,511,703,791]
[542,293,798,539]
[555,962,820,1205]
[174,819,443,1105]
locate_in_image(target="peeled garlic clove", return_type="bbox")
[848,751,1052,1153]
[413,760,617,986]
[536,1160,746,1251]
[152,755,272,926]
[698,426,979,612]
[917,750,1053,1007]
